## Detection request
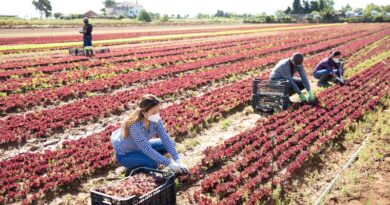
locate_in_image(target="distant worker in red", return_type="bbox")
[79,17,94,57]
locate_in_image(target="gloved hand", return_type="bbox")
[168,161,182,173]
[308,91,315,102]
[299,93,307,102]
[175,159,189,174]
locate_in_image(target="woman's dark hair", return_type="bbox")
[331,50,341,57]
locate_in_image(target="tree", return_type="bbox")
[225,12,233,18]
[340,4,353,16]
[137,10,151,22]
[160,14,169,22]
[364,3,382,17]
[265,16,275,23]
[215,10,226,17]
[309,1,319,11]
[383,5,390,12]
[354,8,363,14]
[103,0,116,8]
[311,11,322,22]
[197,13,210,18]
[285,6,292,14]
[323,0,335,10]
[275,10,286,18]
[321,7,336,22]
[309,0,334,12]
[318,0,325,11]
[292,0,303,14]
[32,0,52,18]
[100,8,106,16]
[53,12,63,19]
[279,16,294,23]
[147,12,159,20]
[303,0,311,13]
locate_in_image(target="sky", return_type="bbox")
[1,0,389,18]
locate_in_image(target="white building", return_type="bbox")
[106,1,144,17]
[345,11,355,17]
[345,11,363,17]
[370,10,379,16]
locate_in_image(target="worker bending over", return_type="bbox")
[269,52,315,103]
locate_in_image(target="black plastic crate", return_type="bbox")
[68,48,85,56]
[252,78,290,111]
[90,167,176,205]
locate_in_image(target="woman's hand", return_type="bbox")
[175,159,189,173]
[168,160,189,174]
[168,161,182,173]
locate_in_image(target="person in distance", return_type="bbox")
[111,94,189,174]
[313,50,343,87]
[79,17,94,57]
[269,52,316,103]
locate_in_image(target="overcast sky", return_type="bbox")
[1,0,389,18]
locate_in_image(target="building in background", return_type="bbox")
[84,10,99,18]
[106,1,144,17]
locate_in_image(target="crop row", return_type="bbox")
[0,25,288,46]
[1,31,322,94]
[1,28,385,144]
[0,53,388,205]
[0,27,370,115]
[189,60,389,204]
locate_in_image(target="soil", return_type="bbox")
[282,103,390,205]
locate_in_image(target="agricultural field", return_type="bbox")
[0,23,389,205]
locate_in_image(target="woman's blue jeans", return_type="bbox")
[313,69,338,79]
[115,139,167,170]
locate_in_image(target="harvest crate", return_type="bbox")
[68,47,110,56]
[90,167,176,205]
[252,78,290,111]
[68,48,85,56]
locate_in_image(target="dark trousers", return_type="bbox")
[83,35,92,47]
[83,36,93,56]
[273,77,305,96]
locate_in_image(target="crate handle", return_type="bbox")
[99,195,114,205]
[101,201,112,205]
[129,167,159,176]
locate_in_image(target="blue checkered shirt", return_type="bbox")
[111,120,179,166]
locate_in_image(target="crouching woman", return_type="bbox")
[111,94,188,174]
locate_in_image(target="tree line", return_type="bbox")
[29,0,390,23]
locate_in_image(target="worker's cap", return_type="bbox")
[291,52,304,66]
[331,50,341,57]
[83,17,89,24]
